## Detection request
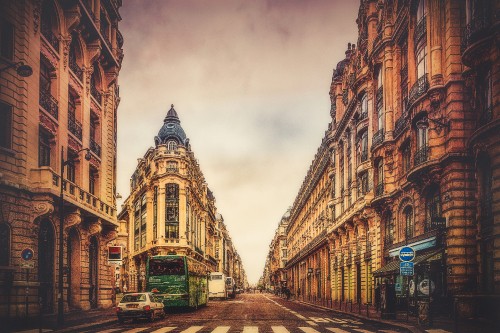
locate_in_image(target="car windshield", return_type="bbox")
[149,258,185,276]
[121,294,147,302]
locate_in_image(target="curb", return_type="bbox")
[293,300,426,333]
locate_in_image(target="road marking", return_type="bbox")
[271,326,290,333]
[295,314,307,319]
[123,328,149,333]
[212,326,230,333]
[97,330,121,333]
[379,330,401,333]
[426,330,452,333]
[298,327,321,333]
[353,329,375,333]
[305,321,319,326]
[150,327,177,333]
[180,326,204,333]
[326,318,347,324]
[242,326,259,333]
[326,328,350,333]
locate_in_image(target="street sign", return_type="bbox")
[399,246,415,262]
[21,248,34,261]
[108,246,122,265]
[400,261,414,276]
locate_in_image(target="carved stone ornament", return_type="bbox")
[32,201,55,220]
[429,88,444,109]
[85,66,93,97]
[69,72,83,94]
[41,42,59,69]
[33,0,41,34]
[39,112,58,137]
[103,91,111,115]
[62,34,72,69]
[88,220,102,236]
[102,228,118,243]
[65,209,82,230]
[64,5,82,33]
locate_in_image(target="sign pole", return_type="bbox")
[25,268,29,317]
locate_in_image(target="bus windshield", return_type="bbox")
[149,258,185,276]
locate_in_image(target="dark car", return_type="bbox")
[116,292,165,323]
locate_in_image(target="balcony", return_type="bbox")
[90,138,101,157]
[69,56,83,81]
[68,114,82,140]
[375,183,384,197]
[414,16,427,45]
[29,167,116,222]
[394,115,409,138]
[425,216,446,233]
[461,9,493,54]
[414,145,429,167]
[41,25,60,51]
[372,129,385,149]
[39,90,59,120]
[90,84,102,104]
[408,74,429,107]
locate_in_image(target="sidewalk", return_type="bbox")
[291,296,497,333]
[5,307,117,333]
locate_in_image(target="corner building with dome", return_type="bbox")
[118,105,246,292]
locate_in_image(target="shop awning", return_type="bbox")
[373,249,443,276]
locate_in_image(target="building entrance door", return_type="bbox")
[89,236,98,308]
[38,219,55,313]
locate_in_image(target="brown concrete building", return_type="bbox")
[0,0,123,318]
[118,105,246,292]
[266,209,289,292]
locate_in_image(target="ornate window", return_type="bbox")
[40,0,59,51]
[358,130,368,164]
[358,171,369,196]
[0,18,14,60]
[153,186,158,240]
[133,193,147,250]
[376,67,384,132]
[67,150,77,183]
[0,102,12,149]
[140,193,147,247]
[404,206,414,239]
[400,40,408,116]
[402,142,411,174]
[167,140,177,151]
[425,185,442,232]
[384,212,394,246]
[375,159,384,196]
[0,223,10,266]
[165,183,179,239]
[89,166,98,195]
[360,93,368,119]
[416,45,427,79]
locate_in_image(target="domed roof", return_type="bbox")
[154,104,188,147]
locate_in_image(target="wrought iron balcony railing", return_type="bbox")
[68,114,82,140]
[408,74,429,107]
[425,216,446,233]
[375,183,384,197]
[41,25,59,51]
[372,129,385,149]
[414,145,429,166]
[90,138,101,157]
[394,115,409,138]
[461,10,493,52]
[90,84,102,104]
[69,56,83,81]
[414,16,427,45]
[39,89,59,119]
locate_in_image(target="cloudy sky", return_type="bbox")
[117,0,359,284]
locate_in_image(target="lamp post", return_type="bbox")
[0,61,33,77]
[57,146,91,327]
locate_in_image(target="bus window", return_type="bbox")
[210,274,222,280]
[149,258,185,276]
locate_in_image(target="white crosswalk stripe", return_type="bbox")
[325,327,351,333]
[353,329,375,333]
[271,326,290,333]
[211,326,230,333]
[96,329,121,333]
[425,330,452,333]
[242,326,259,333]
[298,327,321,333]
[180,326,204,333]
[150,327,177,333]
[122,328,149,333]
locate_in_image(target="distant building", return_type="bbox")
[118,105,245,291]
[0,0,123,317]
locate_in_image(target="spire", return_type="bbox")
[164,104,180,124]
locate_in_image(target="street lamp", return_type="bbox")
[57,146,91,327]
[0,61,33,77]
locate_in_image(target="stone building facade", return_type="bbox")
[118,105,246,292]
[266,209,289,292]
[265,0,499,320]
[0,0,123,318]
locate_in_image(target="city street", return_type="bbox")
[82,293,408,333]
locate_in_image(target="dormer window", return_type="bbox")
[167,140,177,151]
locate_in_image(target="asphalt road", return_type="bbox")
[83,293,409,333]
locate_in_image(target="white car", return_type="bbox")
[116,292,165,323]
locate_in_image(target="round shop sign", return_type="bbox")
[399,246,415,262]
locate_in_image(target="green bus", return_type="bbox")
[146,255,208,308]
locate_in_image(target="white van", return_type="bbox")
[208,272,227,299]
[226,276,236,299]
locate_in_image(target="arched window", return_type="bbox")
[69,36,83,80]
[375,159,384,196]
[376,67,384,132]
[90,63,102,103]
[384,212,394,246]
[167,140,177,151]
[40,0,60,51]
[165,183,179,239]
[404,206,414,239]
[0,223,10,266]
[360,93,368,118]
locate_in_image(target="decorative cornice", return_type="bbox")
[32,200,55,221]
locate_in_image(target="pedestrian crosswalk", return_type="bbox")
[83,325,404,333]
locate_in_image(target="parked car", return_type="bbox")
[116,292,165,323]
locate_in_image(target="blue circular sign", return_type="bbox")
[21,248,34,261]
[399,246,415,262]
